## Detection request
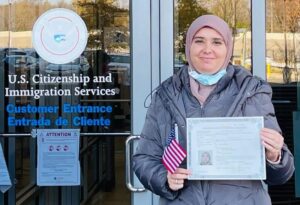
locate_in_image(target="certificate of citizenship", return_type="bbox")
[187,117,266,180]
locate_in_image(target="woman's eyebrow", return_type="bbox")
[212,38,224,41]
[193,36,224,41]
[193,36,205,40]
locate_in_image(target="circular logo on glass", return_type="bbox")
[32,8,88,64]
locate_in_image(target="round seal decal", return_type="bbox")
[32,8,88,64]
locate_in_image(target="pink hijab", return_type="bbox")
[185,15,233,71]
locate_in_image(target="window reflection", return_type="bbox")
[266,0,300,84]
[174,0,251,72]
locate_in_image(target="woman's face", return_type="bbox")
[190,27,227,74]
[201,153,210,163]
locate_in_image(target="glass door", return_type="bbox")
[0,0,131,205]
[130,0,252,204]
[265,0,299,203]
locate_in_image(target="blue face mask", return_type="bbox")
[188,68,227,86]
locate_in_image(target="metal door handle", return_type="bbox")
[125,135,145,192]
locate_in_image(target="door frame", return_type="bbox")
[131,0,174,204]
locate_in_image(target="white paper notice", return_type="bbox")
[0,143,12,193]
[37,129,80,186]
[187,117,266,180]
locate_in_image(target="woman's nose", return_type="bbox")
[203,43,212,53]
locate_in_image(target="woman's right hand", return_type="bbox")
[167,168,191,191]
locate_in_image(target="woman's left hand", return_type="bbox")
[167,168,190,191]
[260,128,284,162]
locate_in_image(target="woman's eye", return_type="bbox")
[195,39,204,44]
[213,41,223,45]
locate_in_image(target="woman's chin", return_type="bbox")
[194,67,219,74]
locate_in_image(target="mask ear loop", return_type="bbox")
[143,88,158,108]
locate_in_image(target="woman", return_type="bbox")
[132,15,294,205]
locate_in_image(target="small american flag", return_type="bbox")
[162,127,187,174]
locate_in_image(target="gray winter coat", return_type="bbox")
[132,65,295,205]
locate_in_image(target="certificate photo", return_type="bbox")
[187,117,266,180]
